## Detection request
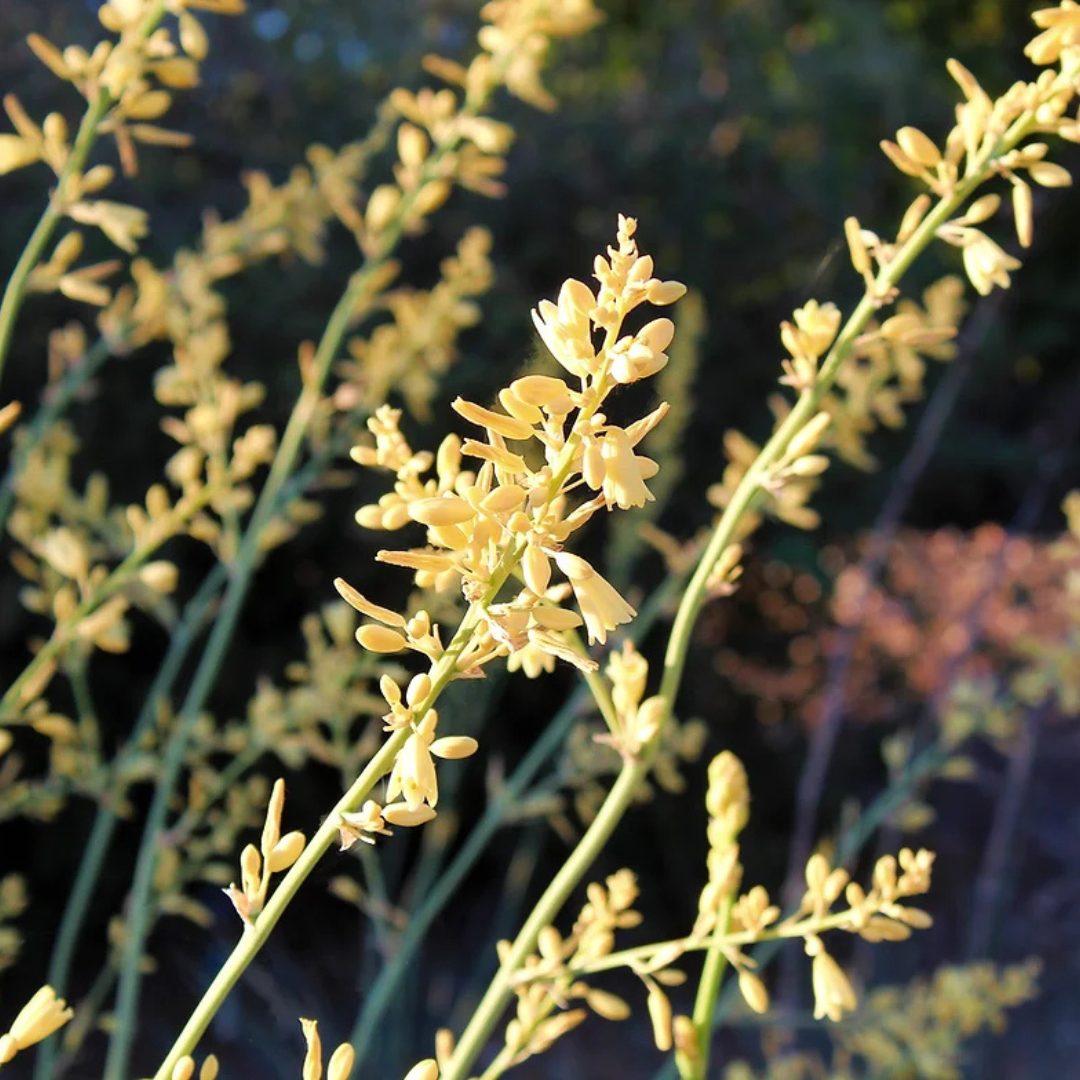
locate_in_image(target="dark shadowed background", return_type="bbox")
[2,1,1080,1078]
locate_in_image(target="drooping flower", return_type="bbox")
[554,551,636,644]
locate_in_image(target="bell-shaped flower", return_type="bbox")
[386,731,438,810]
[962,229,1022,295]
[554,551,636,644]
[600,427,656,509]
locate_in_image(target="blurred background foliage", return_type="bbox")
[2,0,1079,1077]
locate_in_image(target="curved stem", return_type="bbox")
[0,98,109,389]
[0,0,169,389]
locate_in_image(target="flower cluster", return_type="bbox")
[503,751,936,1065]
[346,215,685,662]
[498,870,646,1070]
[874,12,1080,303]
[332,217,686,833]
[0,0,246,309]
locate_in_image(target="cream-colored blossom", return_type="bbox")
[597,427,657,509]
[554,551,636,644]
[961,229,1022,295]
[808,937,858,1022]
[387,730,438,810]
[1026,2,1080,66]
[0,985,74,1062]
[338,803,393,851]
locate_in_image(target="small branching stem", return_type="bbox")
[0,0,168,388]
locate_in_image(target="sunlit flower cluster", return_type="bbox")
[344,216,685,681]
[331,216,686,829]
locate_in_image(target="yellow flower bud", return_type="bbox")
[356,625,409,654]
[429,736,479,760]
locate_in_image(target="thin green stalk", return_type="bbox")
[33,564,227,1080]
[150,591,489,1080]
[69,662,96,727]
[348,575,684,1064]
[443,759,646,1080]
[51,955,119,1076]
[0,101,108,388]
[102,266,376,1077]
[357,844,397,961]
[666,109,1040,1080]
[0,0,168,388]
[687,893,733,1078]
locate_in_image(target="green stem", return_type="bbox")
[0,100,108,389]
[52,955,119,1076]
[347,575,684,1064]
[144,734,406,1079]
[102,246,393,1079]
[658,109,1040,1079]
[33,564,227,1080]
[151,588,489,1080]
[118,57,525,1072]
[0,0,169,389]
[69,661,96,727]
[443,759,646,1080]
[686,894,733,1079]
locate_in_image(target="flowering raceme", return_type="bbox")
[341,214,684,666]
[329,216,684,827]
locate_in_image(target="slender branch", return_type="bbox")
[554,906,865,981]
[32,564,227,1080]
[347,574,684,1064]
[150,588,489,1080]
[687,894,733,1079]
[0,0,169,388]
[0,99,109,388]
[443,759,646,1080]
